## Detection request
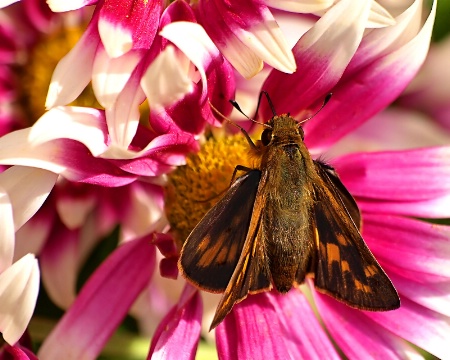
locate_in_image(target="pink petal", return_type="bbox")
[38,235,156,360]
[272,290,340,359]
[334,147,450,217]
[362,214,450,280]
[216,292,292,360]
[260,0,371,121]
[365,297,450,360]
[98,0,162,58]
[314,290,420,359]
[148,285,202,360]
[40,221,79,309]
[305,0,436,149]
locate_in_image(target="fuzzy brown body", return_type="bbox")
[256,115,316,292]
[179,113,400,331]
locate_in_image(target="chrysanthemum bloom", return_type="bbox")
[152,1,449,359]
[0,0,448,359]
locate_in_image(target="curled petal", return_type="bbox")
[0,254,40,345]
[197,0,295,78]
[38,236,156,360]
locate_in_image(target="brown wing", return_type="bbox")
[314,161,361,228]
[209,176,272,330]
[311,161,400,311]
[179,170,268,293]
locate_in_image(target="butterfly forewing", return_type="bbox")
[179,170,262,292]
[312,162,400,310]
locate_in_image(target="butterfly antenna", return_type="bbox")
[229,99,269,128]
[298,93,332,125]
[256,91,277,117]
[208,100,257,148]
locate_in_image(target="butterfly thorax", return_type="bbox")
[258,115,316,293]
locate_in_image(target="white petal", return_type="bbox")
[236,8,296,75]
[45,27,99,108]
[160,22,219,98]
[29,107,108,156]
[92,46,141,108]
[265,0,334,13]
[0,166,58,231]
[0,185,14,273]
[0,0,20,8]
[56,195,96,230]
[141,45,193,109]
[0,254,40,345]
[98,17,133,58]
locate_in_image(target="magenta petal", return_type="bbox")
[362,214,450,279]
[314,291,419,359]
[216,292,292,360]
[38,236,156,359]
[148,285,202,360]
[272,290,340,359]
[334,147,450,217]
[365,297,450,360]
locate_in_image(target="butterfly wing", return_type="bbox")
[311,161,400,310]
[179,169,266,292]
[210,177,272,329]
[315,162,361,228]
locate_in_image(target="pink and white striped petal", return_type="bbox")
[0,254,40,345]
[314,291,422,359]
[46,0,98,12]
[147,285,202,360]
[45,19,100,109]
[197,0,295,78]
[261,0,371,120]
[38,236,156,360]
[0,0,20,8]
[98,0,162,58]
[305,0,436,150]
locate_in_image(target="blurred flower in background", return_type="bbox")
[0,0,448,359]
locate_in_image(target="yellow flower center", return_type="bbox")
[165,133,254,249]
[18,23,100,123]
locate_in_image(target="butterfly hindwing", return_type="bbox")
[312,161,400,310]
[179,169,262,292]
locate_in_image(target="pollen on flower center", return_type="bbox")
[165,134,253,249]
[19,24,100,122]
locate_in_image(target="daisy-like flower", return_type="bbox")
[0,0,447,359]
[152,0,449,359]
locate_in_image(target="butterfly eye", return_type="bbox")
[261,128,272,146]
